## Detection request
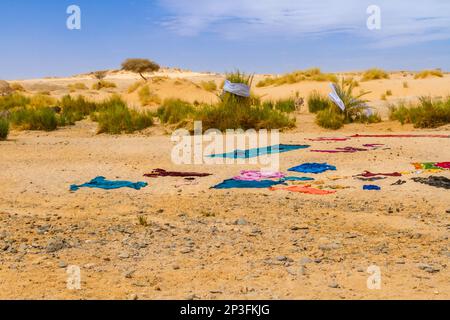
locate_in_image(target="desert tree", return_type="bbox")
[121,58,160,81]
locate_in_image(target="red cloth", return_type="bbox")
[144,169,212,178]
[356,171,402,178]
[308,137,350,141]
[311,147,368,153]
[351,134,450,138]
[435,162,450,169]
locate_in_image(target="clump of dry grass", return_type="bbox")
[200,80,217,92]
[361,68,390,81]
[414,69,443,79]
[10,83,25,92]
[68,83,88,91]
[127,80,145,93]
[257,68,337,87]
[138,85,161,106]
[92,80,117,90]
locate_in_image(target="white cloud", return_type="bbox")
[157,0,450,46]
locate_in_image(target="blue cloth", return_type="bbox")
[70,176,148,192]
[212,179,286,189]
[222,80,250,97]
[208,144,310,159]
[363,185,381,191]
[288,163,337,174]
[282,176,315,181]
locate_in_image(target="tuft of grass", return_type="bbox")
[389,96,450,128]
[157,99,195,124]
[137,216,149,227]
[316,107,345,130]
[307,91,331,113]
[0,118,9,140]
[414,69,443,79]
[386,90,393,96]
[200,80,217,92]
[10,83,25,92]
[10,107,58,131]
[361,68,390,81]
[57,95,99,125]
[127,80,144,93]
[262,98,297,113]
[92,102,153,134]
[0,93,30,110]
[256,68,337,87]
[138,85,161,106]
[381,94,387,101]
[403,81,409,88]
[68,83,88,91]
[29,94,56,108]
[92,80,117,90]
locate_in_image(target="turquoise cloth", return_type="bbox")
[212,179,286,189]
[282,176,315,181]
[288,163,336,174]
[70,176,148,191]
[208,144,310,159]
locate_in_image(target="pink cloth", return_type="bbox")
[308,137,350,141]
[233,170,285,181]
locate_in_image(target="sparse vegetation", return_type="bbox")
[361,68,390,81]
[262,98,297,113]
[403,81,409,88]
[0,118,9,140]
[137,216,149,227]
[0,93,30,110]
[316,107,345,130]
[307,91,331,113]
[256,68,337,87]
[386,90,392,96]
[138,85,161,106]
[414,69,443,79]
[127,81,144,93]
[200,80,217,92]
[92,80,117,90]
[10,83,25,92]
[157,99,195,124]
[389,96,450,128]
[121,58,160,81]
[10,107,58,131]
[68,83,88,91]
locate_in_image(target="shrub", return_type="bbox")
[263,98,297,113]
[200,80,217,92]
[0,118,9,140]
[68,83,88,91]
[361,68,390,81]
[58,95,98,125]
[10,107,58,131]
[29,94,56,108]
[316,107,345,130]
[93,103,154,134]
[92,80,117,90]
[138,85,161,106]
[389,97,450,128]
[10,83,25,92]
[121,58,160,81]
[307,91,331,113]
[386,90,393,96]
[157,99,195,124]
[414,69,443,79]
[330,78,371,122]
[256,68,337,87]
[0,93,30,110]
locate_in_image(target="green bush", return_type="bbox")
[157,99,195,124]
[414,69,443,79]
[262,98,297,113]
[316,107,345,130]
[257,68,337,87]
[93,103,153,134]
[307,91,331,113]
[389,97,450,128]
[0,93,30,110]
[362,68,390,81]
[0,118,9,140]
[10,107,58,131]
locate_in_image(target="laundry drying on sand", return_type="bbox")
[412,176,450,189]
[269,185,336,195]
[233,170,285,181]
[70,176,148,192]
[144,168,212,178]
[311,146,368,153]
[282,176,315,182]
[412,162,450,171]
[208,144,309,159]
[356,176,387,182]
[363,185,381,191]
[212,179,286,189]
[391,180,407,185]
[355,171,402,178]
[288,163,337,174]
[308,137,350,142]
[351,134,450,139]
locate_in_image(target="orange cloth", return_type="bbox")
[269,185,336,195]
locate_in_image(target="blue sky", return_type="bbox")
[1,0,450,79]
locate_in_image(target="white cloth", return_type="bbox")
[329,83,346,111]
[223,80,250,97]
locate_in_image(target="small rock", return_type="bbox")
[58,261,68,268]
[235,218,248,226]
[180,248,193,254]
[46,237,65,253]
[276,255,288,262]
[319,243,341,251]
[328,281,340,289]
[299,257,313,265]
[123,270,135,278]
[118,252,130,259]
[172,264,180,270]
[417,263,440,273]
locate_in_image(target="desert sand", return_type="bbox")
[0,70,449,300]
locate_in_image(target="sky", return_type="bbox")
[1,0,450,79]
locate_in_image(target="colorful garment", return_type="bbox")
[356,171,402,178]
[208,144,310,159]
[70,176,148,192]
[233,170,285,181]
[144,168,211,178]
[270,185,336,195]
[212,179,285,189]
[311,147,368,153]
[288,163,337,174]
[363,185,381,191]
[412,176,450,189]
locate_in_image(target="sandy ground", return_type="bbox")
[0,71,449,300]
